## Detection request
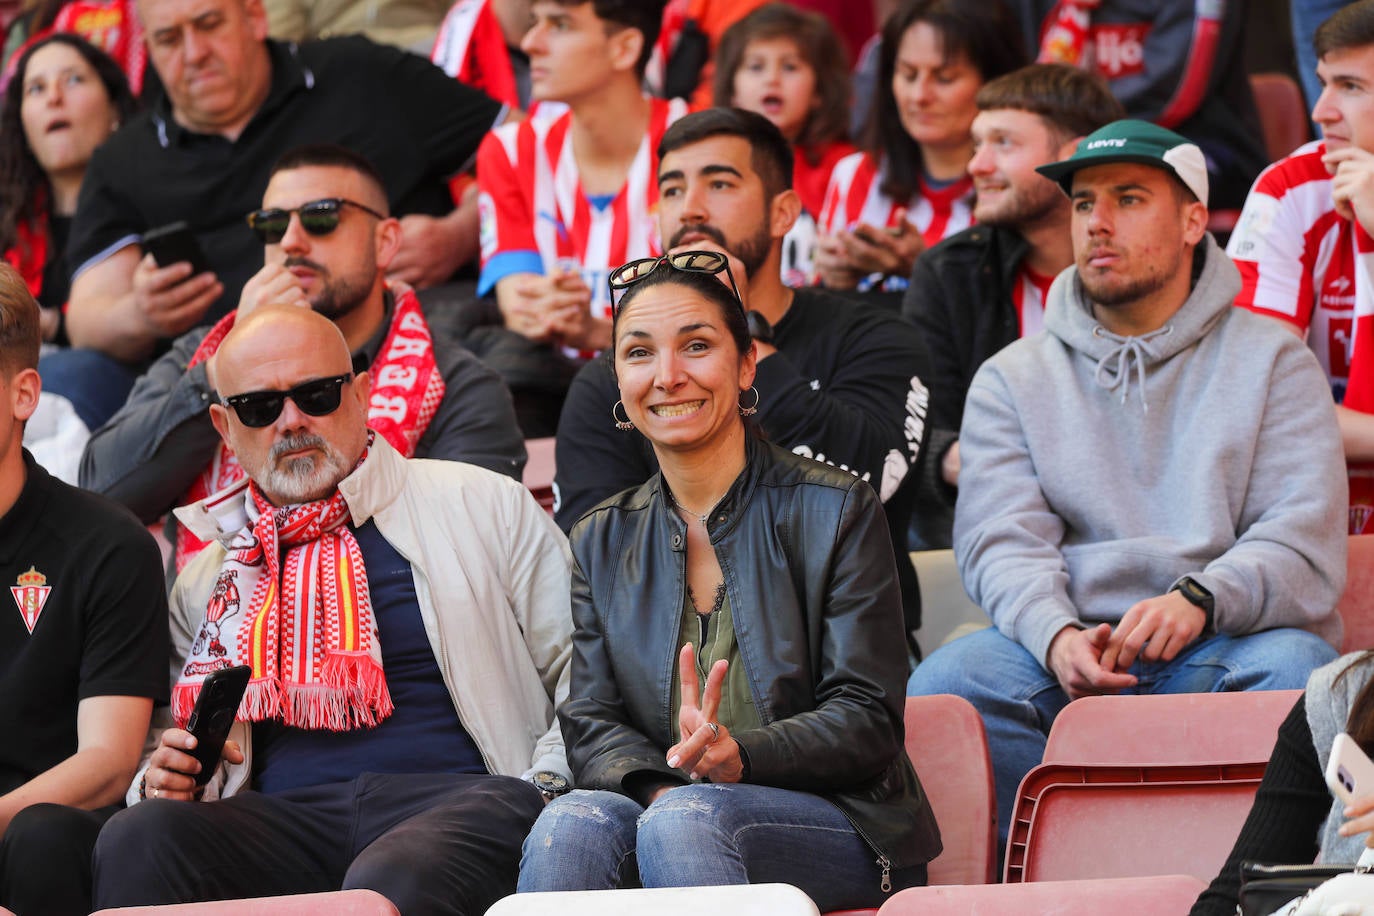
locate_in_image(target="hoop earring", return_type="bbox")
[738,387,760,418]
[612,400,635,431]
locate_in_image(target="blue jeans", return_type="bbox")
[517,784,920,911]
[906,626,1337,854]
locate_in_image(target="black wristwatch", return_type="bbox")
[530,771,571,802]
[1171,576,1215,632]
[746,310,775,345]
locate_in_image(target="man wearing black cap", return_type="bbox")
[908,119,1349,850]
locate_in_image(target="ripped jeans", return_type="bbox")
[517,784,916,910]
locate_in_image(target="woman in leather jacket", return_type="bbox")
[516,253,940,910]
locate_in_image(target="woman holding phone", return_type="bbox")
[814,0,1025,292]
[515,251,939,911]
[1193,652,1374,915]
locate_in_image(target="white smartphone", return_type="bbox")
[1327,733,1374,804]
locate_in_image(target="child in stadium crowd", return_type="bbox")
[814,0,1026,293]
[713,2,854,286]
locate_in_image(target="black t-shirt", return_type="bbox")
[67,36,503,330]
[0,451,169,794]
[39,216,71,318]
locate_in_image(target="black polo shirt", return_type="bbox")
[68,36,503,328]
[0,451,169,795]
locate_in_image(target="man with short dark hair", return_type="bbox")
[80,145,526,573]
[91,305,572,912]
[476,0,681,358]
[1228,0,1374,534]
[902,62,1123,546]
[908,120,1347,850]
[553,107,931,649]
[0,263,169,916]
[64,0,505,368]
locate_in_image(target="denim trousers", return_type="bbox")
[517,783,923,911]
[907,626,1338,852]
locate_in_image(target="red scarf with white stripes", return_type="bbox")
[175,285,443,570]
[172,443,393,731]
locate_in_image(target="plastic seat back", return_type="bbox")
[1250,72,1311,161]
[1004,762,1264,883]
[521,437,556,515]
[903,695,996,885]
[876,874,1207,915]
[92,889,400,914]
[1340,535,1374,652]
[1043,690,1300,766]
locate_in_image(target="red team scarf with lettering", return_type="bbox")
[172,441,393,731]
[175,284,443,570]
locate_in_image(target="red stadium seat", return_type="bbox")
[875,874,1208,915]
[903,695,996,885]
[91,889,400,914]
[1340,535,1374,652]
[1250,73,1312,162]
[1042,691,1300,766]
[1003,761,1264,884]
[522,437,557,515]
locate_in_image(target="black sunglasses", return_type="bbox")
[220,373,353,428]
[607,250,743,315]
[245,198,386,244]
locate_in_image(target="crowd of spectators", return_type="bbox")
[0,0,1371,911]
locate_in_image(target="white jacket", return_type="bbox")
[128,436,573,803]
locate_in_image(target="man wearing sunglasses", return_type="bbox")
[80,145,526,573]
[554,108,932,656]
[91,303,573,913]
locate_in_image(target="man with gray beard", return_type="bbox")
[91,304,574,913]
[79,144,526,575]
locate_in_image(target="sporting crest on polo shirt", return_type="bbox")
[11,566,52,634]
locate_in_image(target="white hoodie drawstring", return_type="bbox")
[1092,324,1173,412]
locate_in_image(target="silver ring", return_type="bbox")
[151,786,159,799]
[706,722,720,743]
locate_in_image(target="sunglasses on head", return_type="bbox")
[245,198,386,245]
[220,373,353,428]
[607,250,743,315]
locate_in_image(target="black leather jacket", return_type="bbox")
[561,436,942,873]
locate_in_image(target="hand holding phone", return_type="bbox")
[184,664,251,786]
[141,221,210,276]
[1327,733,1374,805]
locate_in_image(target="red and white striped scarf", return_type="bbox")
[172,446,393,731]
[175,284,443,571]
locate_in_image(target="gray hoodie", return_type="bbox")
[954,236,1347,668]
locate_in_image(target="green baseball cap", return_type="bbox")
[1036,119,1209,205]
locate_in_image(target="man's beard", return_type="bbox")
[974,180,1062,230]
[667,221,772,279]
[262,432,351,504]
[1078,246,1181,309]
[285,256,371,320]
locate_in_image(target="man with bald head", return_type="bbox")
[91,305,574,913]
[81,144,526,574]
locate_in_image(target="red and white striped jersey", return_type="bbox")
[476,96,689,325]
[817,151,974,290]
[1227,140,1374,402]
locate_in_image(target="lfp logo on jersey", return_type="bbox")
[10,566,51,635]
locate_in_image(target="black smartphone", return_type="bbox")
[141,221,210,276]
[185,664,250,786]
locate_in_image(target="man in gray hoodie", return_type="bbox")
[908,120,1348,850]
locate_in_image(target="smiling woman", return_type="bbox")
[514,253,941,910]
[0,34,136,341]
